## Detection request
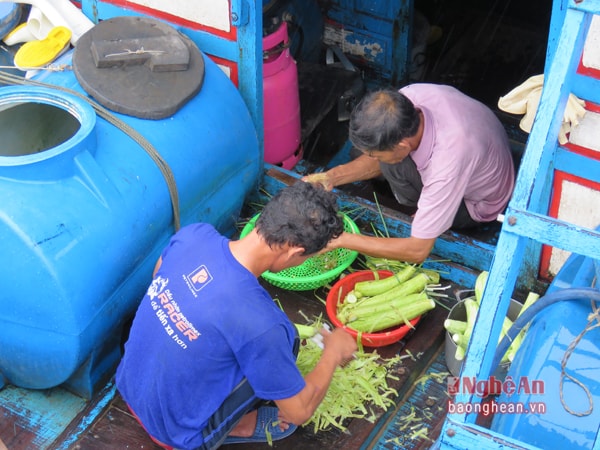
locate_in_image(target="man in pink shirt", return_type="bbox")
[303,84,515,264]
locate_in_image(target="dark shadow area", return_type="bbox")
[292,0,551,244]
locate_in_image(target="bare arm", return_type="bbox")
[302,154,382,190]
[331,232,436,264]
[303,154,435,263]
[152,257,163,277]
[274,328,357,425]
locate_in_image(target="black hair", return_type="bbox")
[349,88,420,153]
[255,181,344,255]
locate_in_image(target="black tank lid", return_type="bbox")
[73,16,205,119]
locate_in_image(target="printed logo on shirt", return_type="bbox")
[150,287,201,349]
[147,276,169,299]
[185,265,213,293]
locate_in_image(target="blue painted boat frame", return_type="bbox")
[434,1,600,449]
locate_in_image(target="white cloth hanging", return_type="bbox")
[498,74,586,145]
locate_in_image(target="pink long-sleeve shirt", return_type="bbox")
[401,84,515,239]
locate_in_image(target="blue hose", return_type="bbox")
[492,287,600,371]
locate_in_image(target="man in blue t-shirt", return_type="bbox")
[116,181,357,450]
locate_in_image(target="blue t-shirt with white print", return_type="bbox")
[116,223,304,449]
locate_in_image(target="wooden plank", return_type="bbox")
[503,207,600,259]
[68,397,162,450]
[364,351,450,449]
[0,385,87,450]
[437,419,539,450]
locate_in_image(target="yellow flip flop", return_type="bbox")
[14,26,72,69]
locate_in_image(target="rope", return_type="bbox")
[0,69,181,232]
[559,275,599,417]
[493,287,600,418]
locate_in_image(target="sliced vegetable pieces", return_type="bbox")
[296,338,401,433]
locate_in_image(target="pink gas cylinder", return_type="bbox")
[263,21,302,169]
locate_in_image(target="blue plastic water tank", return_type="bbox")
[491,253,600,449]
[0,21,260,398]
[0,2,22,39]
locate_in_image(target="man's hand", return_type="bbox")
[316,232,345,254]
[321,328,358,366]
[302,172,334,191]
[274,327,357,424]
[302,155,382,191]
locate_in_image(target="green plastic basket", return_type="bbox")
[239,213,360,291]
